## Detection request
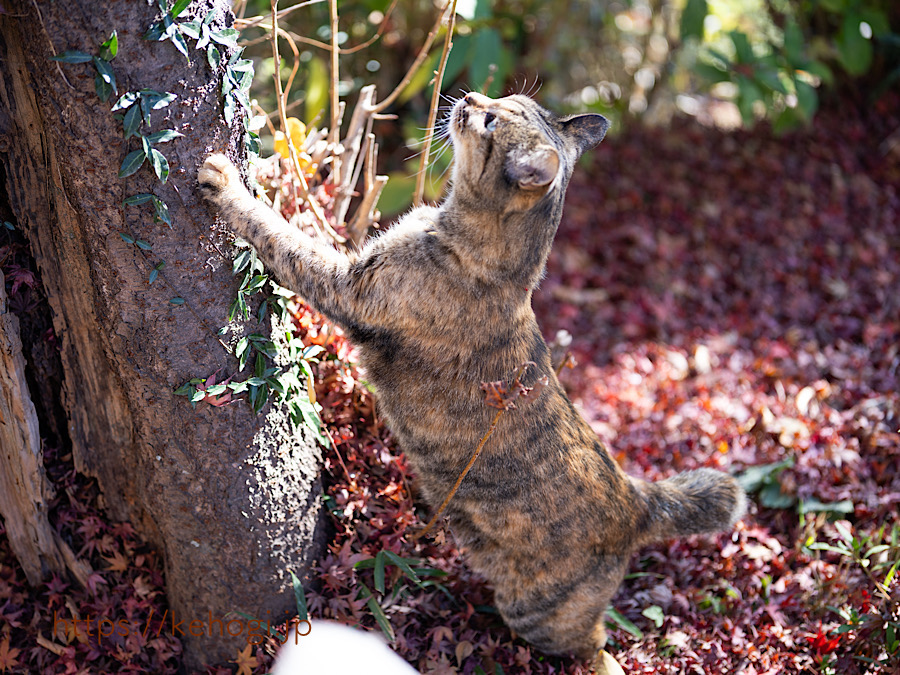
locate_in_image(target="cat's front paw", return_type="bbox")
[198,154,240,201]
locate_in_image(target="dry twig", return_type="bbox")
[414,0,459,206]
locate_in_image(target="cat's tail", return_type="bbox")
[632,469,747,544]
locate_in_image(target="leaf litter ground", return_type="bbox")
[1,92,898,674]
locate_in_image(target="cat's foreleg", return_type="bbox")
[198,154,360,324]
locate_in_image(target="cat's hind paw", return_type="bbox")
[198,154,240,199]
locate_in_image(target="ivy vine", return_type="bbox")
[52,2,325,444]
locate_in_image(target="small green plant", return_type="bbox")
[51,31,119,102]
[805,521,900,669]
[353,551,448,641]
[737,458,854,517]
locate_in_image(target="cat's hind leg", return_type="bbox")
[495,554,629,660]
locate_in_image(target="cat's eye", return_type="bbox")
[484,112,497,131]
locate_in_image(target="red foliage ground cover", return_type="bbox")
[1,92,899,674]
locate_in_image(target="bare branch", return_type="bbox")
[414,0,459,207]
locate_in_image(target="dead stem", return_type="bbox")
[269,0,345,244]
[371,0,446,114]
[414,0,459,207]
[329,0,341,187]
[236,0,325,31]
[413,407,505,541]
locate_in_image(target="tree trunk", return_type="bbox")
[0,0,328,667]
[0,269,93,588]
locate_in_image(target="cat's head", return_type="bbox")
[448,92,608,212]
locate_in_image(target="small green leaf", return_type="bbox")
[736,458,794,494]
[265,375,286,396]
[642,605,665,628]
[223,93,237,125]
[118,149,146,178]
[236,292,248,319]
[245,274,268,293]
[135,239,153,250]
[254,339,278,359]
[249,382,269,413]
[210,28,239,48]
[99,31,118,61]
[288,569,309,621]
[149,268,159,284]
[207,45,221,69]
[171,29,191,62]
[836,13,873,76]
[123,193,154,206]
[680,0,707,42]
[123,104,142,138]
[236,337,250,370]
[174,381,197,396]
[94,73,113,102]
[783,19,804,67]
[759,480,795,509]
[3,221,15,231]
[144,20,166,42]
[145,129,184,144]
[141,90,178,111]
[257,298,268,324]
[606,606,643,639]
[170,0,191,18]
[169,297,185,305]
[228,58,254,74]
[205,384,227,395]
[835,521,854,545]
[190,388,207,402]
[51,50,94,64]
[384,551,424,588]
[149,148,170,182]
[111,91,139,111]
[180,20,202,41]
[232,250,252,275]
[197,23,212,50]
[358,584,394,642]
[135,91,176,128]
[301,345,325,360]
[228,380,249,393]
[794,79,818,121]
[798,498,853,516]
[92,56,116,94]
[374,551,386,594]
[152,197,172,227]
[808,542,853,557]
[120,232,136,244]
[730,31,754,64]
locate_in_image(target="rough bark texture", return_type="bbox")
[0,0,328,667]
[0,269,92,588]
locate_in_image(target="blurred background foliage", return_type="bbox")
[236,0,900,213]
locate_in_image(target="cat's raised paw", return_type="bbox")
[198,154,239,198]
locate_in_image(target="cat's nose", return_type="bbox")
[464,92,491,107]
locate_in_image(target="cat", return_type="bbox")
[198,91,746,661]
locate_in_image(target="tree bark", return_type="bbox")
[0,0,328,667]
[0,269,92,588]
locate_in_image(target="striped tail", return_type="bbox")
[634,468,747,543]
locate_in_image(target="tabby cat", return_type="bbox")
[198,92,746,660]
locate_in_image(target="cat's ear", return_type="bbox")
[508,146,560,190]
[560,114,610,155]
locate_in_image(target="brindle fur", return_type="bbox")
[198,93,746,660]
